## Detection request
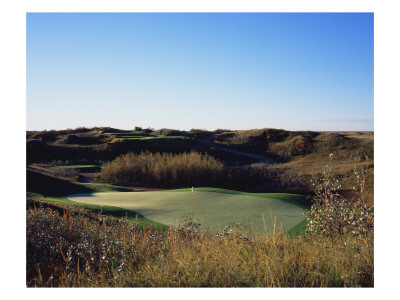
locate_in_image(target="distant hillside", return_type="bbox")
[26,127,256,165]
[213,129,373,161]
[26,126,373,197]
[26,127,373,165]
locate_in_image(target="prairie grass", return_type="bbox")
[26,204,373,287]
[98,151,224,187]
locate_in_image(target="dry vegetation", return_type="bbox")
[27,202,373,287]
[26,127,374,199]
[213,130,374,197]
[26,127,374,287]
[98,151,225,187]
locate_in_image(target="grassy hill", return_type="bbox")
[26,126,374,197]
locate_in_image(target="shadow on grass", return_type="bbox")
[27,170,168,230]
[94,205,169,230]
[27,170,93,196]
[286,218,308,236]
[27,170,133,197]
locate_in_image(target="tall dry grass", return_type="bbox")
[98,151,224,187]
[26,204,373,287]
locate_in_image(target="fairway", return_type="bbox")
[68,189,306,234]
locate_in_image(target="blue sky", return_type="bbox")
[26,13,374,131]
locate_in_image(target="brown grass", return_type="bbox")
[98,151,225,187]
[26,202,373,287]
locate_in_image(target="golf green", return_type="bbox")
[68,189,306,234]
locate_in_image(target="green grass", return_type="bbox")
[68,189,308,234]
[118,136,188,140]
[27,170,130,196]
[286,218,308,235]
[26,170,168,229]
[103,130,190,140]
[27,170,309,234]
[172,187,311,209]
[103,129,144,135]
[46,164,100,170]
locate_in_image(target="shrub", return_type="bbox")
[306,154,374,241]
[177,215,204,238]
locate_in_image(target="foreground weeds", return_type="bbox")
[27,205,373,287]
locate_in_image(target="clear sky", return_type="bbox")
[26,13,374,132]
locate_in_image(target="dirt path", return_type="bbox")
[198,134,275,165]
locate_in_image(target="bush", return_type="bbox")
[306,154,374,241]
[177,215,204,238]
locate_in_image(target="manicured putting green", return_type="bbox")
[68,189,306,234]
